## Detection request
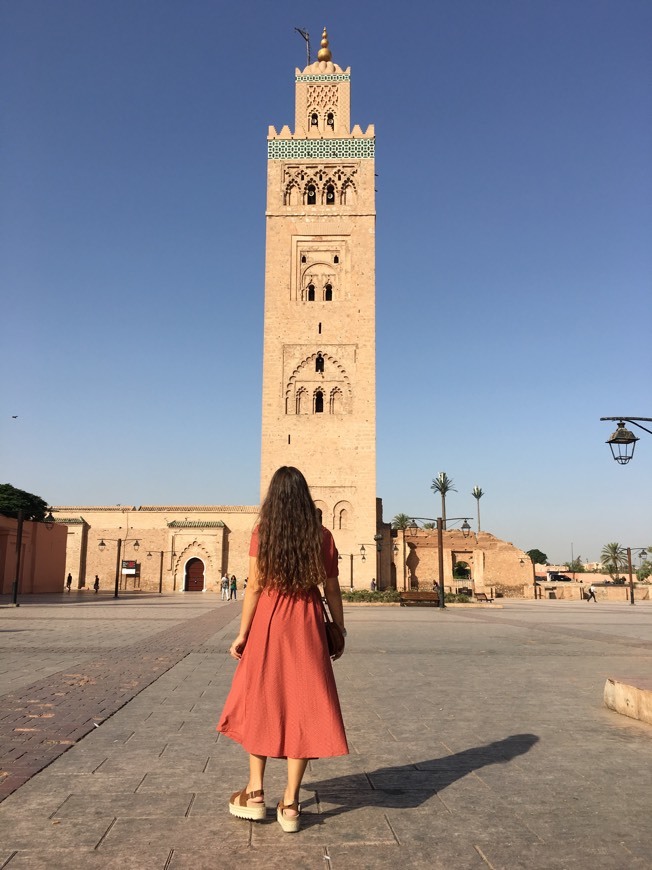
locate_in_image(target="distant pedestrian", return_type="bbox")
[93,575,100,594]
[230,575,237,600]
[370,578,377,592]
[587,584,597,603]
[221,573,230,601]
[66,573,72,592]
[242,578,248,599]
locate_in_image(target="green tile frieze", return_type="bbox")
[268,138,374,160]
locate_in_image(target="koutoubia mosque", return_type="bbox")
[53,31,529,596]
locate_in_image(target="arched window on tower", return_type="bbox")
[314,390,324,414]
[324,283,333,302]
[315,354,324,373]
[338,508,348,530]
[296,388,307,415]
[306,184,317,205]
[307,284,315,302]
[330,387,342,414]
[326,112,335,129]
[301,254,306,263]
[325,184,335,205]
[310,112,318,127]
[333,255,339,264]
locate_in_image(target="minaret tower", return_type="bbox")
[260,29,376,585]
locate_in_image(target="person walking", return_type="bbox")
[66,573,73,592]
[217,466,348,833]
[93,575,100,594]
[587,584,597,603]
[242,577,248,599]
[221,574,230,601]
[229,575,237,600]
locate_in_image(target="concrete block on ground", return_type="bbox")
[604,677,652,726]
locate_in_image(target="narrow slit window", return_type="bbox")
[315,354,324,373]
[333,255,339,264]
[324,283,332,302]
[307,284,315,302]
[288,435,291,444]
[318,322,322,334]
[314,390,324,413]
[301,255,306,263]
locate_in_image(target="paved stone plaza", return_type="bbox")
[1,594,651,869]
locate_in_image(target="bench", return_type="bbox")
[399,591,440,607]
[474,592,494,603]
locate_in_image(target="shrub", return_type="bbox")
[341,589,401,603]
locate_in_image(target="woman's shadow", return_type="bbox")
[304,733,539,817]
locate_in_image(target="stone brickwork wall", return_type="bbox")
[52,506,259,594]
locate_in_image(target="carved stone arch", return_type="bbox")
[325,108,336,130]
[333,500,353,531]
[341,179,357,206]
[314,499,329,527]
[286,353,352,397]
[304,178,318,205]
[295,386,308,414]
[284,180,301,206]
[173,540,214,592]
[329,386,343,414]
[322,177,338,205]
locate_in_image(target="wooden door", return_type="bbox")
[185,558,204,592]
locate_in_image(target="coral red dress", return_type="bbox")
[217,527,348,759]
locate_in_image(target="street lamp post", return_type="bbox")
[359,535,385,589]
[338,553,356,591]
[408,517,472,609]
[600,417,652,464]
[98,537,141,599]
[146,549,177,594]
[625,547,647,606]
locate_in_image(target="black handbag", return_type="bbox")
[321,597,345,660]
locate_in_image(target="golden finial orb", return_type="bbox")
[317,27,332,62]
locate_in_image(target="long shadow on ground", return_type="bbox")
[305,733,539,817]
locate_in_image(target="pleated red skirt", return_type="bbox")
[217,585,348,759]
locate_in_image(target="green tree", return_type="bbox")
[565,557,585,573]
[636,559,652,582]
[526,549,548,565]
[391,513,412,530]
[422,522,436,530]
[0,483,49,521]
[471,485,484,532]
[430,472,456,529]
[600,542,627,581]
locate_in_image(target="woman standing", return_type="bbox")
[217,466,348,832]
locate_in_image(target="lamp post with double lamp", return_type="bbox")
[98,537,141,599]
[625,547,647,606]
[338,553,362,591]
[600,418,652,464]
[358,534,384,589]
[408,517,472,609]
[146,549,177,594]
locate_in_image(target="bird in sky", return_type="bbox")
[11,416,18,419]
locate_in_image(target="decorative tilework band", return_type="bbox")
[295,74,350,82]
[268,138,374,160]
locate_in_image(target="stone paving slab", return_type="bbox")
[1,600,652,867]
[0,598,238,802]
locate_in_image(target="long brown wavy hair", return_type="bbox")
[256,466,325,595]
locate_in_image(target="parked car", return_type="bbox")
[547,572,572,582]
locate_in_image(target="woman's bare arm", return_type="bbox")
[229,555,263,659]
[324,575,345,633]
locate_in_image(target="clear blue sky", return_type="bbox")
[2,1,650,564]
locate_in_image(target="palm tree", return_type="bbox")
[471,486,484,532]
[391,513,412,530]
[600,542,627,581]
[430,472,456,529]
